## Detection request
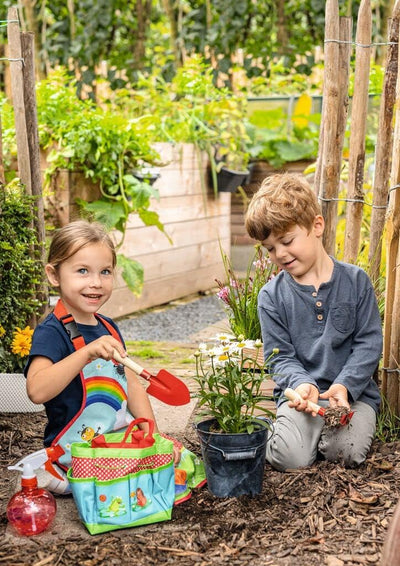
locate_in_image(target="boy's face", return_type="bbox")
[262,216,325,282]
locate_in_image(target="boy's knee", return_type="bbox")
[266,436,316,471]
[319,442,369,468]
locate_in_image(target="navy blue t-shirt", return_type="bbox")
[25,312,125,446]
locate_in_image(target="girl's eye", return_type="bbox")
[78,268,88,274]
[282,239,293,246]
[101,269,112,276]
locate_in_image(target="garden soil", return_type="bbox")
[1,318,400,565]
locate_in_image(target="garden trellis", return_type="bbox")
[315,0,400,413]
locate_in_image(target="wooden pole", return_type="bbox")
[343,0,372,263]
[369,3,400,284]
[318,0,340,254]
[0,114,6,185]
[382,4,400,411]
[7,6,31,193]
[334,17,352,195]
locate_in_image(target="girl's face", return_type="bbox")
[46,243,114,324]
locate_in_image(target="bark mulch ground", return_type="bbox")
[1,408,400,566]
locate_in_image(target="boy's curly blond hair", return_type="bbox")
[245,172,321,241]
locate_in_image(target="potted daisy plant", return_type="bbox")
[193,334,278,498]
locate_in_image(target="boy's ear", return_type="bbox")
[313,215,325,237]
[45,264,60,287]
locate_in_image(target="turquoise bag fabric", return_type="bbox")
[68,419,176,535]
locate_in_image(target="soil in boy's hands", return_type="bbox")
[323,405,352,427]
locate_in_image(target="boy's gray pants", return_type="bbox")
[266,400,376,471]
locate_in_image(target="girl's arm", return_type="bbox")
[27,335,126,404]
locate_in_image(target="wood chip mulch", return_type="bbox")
[1,411,399,566]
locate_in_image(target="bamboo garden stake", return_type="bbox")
[317,0,340,255]
[382,27,400,411]
[368,1,400,284]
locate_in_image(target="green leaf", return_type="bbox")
[138,210,173,244]
[117,254,144,296]
[77,199,126,231]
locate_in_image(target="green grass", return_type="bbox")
[125,340,165,360]
[375,395,400,443]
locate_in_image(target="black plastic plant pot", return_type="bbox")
[216,166,250,193]
[196,418,268,497]
[132,171,160,186]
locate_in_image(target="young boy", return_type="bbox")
[245,173,382,471]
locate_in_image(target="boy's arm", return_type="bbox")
[331,285,382,402]
[259,303,318,394]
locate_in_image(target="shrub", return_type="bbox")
[0,180,45,372]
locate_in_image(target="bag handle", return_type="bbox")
[91,418,156,449]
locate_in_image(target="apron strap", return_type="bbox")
[53,299,120,350]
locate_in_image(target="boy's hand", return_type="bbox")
[85,336,126,362]
[319,384,350,409]
[288,383,319,414]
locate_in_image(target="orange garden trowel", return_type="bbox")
[284,388,354,427]
[113,350,190,406]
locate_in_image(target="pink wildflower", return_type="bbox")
[217,286,230,304]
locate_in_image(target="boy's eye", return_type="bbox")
[101,269,112,276]
[282,239,293,246]
[78,268,88,274]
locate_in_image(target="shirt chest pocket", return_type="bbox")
[330,304,356,333]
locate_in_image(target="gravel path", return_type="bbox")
[116,294,227,342]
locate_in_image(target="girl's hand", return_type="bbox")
[319,384,350,409]
[173,445,181,465]
[85,335,126,362]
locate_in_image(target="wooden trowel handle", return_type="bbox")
[284,387,324,414]
[112,350,150,379]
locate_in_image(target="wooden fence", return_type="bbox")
[315,0,400,413]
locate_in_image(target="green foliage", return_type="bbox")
[375,395,400,443]
[215,245,279,340]
[0,180,45,372]
[35,69,170,293]
[194,336,276,434]
[114,55,250,186]
[246,105,320,168]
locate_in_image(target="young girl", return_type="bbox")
[25,220,178,493]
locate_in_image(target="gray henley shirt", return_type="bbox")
[258,257,382,411]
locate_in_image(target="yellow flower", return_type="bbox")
[11,326,34,358]
[0,324,5,338]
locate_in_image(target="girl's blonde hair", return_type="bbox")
[48,220,117,270]
[245,172,321,241]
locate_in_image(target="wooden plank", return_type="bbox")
[113,238,231,288]
[232,234,258,246]
[127,193,231,228]
[121,216,231,257]
[102,263,228,318]
[153,142,209,168]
